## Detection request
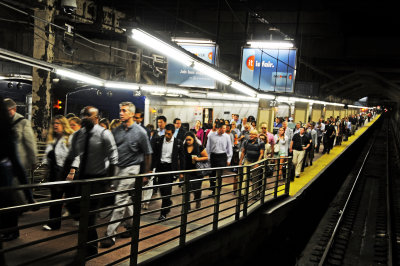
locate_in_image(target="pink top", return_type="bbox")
[266,132,275,145]
[194,128,204,144]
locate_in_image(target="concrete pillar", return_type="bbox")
[305,103,312,123]
[311,104,322,122]
[32,0,55,140]
[294,102,307,124]
[256,99,275,132]
[126,48,141,82]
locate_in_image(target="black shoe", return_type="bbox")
[120,228,132,238]
[310,162,312,166]
[1,232,19,241]
[100,237,115,248]
[296,175,300,178]
[158,215,166,221]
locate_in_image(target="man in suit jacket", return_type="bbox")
[173,118,187,141]
[151,123,185,220]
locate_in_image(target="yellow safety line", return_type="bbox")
[288,114,381,196]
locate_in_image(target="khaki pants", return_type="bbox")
[292,150,305,177]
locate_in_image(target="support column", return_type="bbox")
[305,103,312,123]
[32,0,55,140]
[126,48,141,82]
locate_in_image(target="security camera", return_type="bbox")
[61,0,77,15]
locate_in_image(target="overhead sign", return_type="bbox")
[240,48,296,93]
[166,44,217,89]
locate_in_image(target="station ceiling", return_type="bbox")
[2,0,400,104]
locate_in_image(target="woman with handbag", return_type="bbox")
[183,131,209,209]
[274,127,289,179]
[42,115,79,230]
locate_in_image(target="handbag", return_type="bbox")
[195,160,212,176]
[274,140,280,153]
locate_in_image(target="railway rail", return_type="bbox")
[300,117,399,265]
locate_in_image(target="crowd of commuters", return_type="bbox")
[0,97,375,261]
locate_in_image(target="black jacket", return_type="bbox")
[175,127,187,142]
[151,135,185,171]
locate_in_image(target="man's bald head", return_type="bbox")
[80,106,99,127]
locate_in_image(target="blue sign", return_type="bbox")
[167,44,217,89]
[240,48,296,92]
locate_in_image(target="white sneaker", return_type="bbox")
[42,225,52,231]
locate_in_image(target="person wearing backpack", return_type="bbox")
[239,129,265,199]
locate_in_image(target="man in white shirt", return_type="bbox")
[206,123,232,196]
[151,124,185,220]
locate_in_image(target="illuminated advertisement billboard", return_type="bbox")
[166,44,217,89]
[240,48,296,93]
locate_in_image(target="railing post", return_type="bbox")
[179,172,190,246]
[212,169,222,231]
[76,182,91,266]
[243,165,251,217]
[129,176,143,266]
[235,167,244,221]
[261,160,267,204]
[274,158,280,198]
[285,157,292,195]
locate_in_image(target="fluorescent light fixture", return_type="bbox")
[247,41,294,49]
[188,92,207,98]
[166,88,189,95]
[192,62,230,85]
[105,81,139,90]
[166,100,184,105]
[199,101,213,106]
[56,69,104,86]
[257,93,275,99]
[276,96,292,102]
[132,29,193,66]
[141,86,167,93]
[212,102,224,107]
[230,81,256,97]
[172,37,215,44]
[207,92,224,98]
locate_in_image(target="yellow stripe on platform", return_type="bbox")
[289,114,381,196]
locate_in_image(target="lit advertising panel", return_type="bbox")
[166,44,217,89]
[240,48,296,92]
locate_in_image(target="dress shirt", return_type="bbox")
[173,128,180,138]
[161,137,174,163]
[206,133,233,162]
[70,124,118,176]
[158,128,165,136]
[113,123,153,167]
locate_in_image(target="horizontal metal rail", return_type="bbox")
[0,157,291,266]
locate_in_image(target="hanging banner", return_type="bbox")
[240,48,296,93]
[166,44,217,89]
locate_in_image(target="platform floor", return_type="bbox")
[289,115,380,196]
[2,117,379,265]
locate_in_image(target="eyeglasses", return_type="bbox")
[134,116,141,119]
[261,127,266,129]
[185,138,192,142]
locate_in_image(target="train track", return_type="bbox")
[299,117,400,265]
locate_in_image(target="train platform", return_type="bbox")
[1,118,379,266]
[289,115,380,196]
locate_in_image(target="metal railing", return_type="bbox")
[0,157,292,266]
